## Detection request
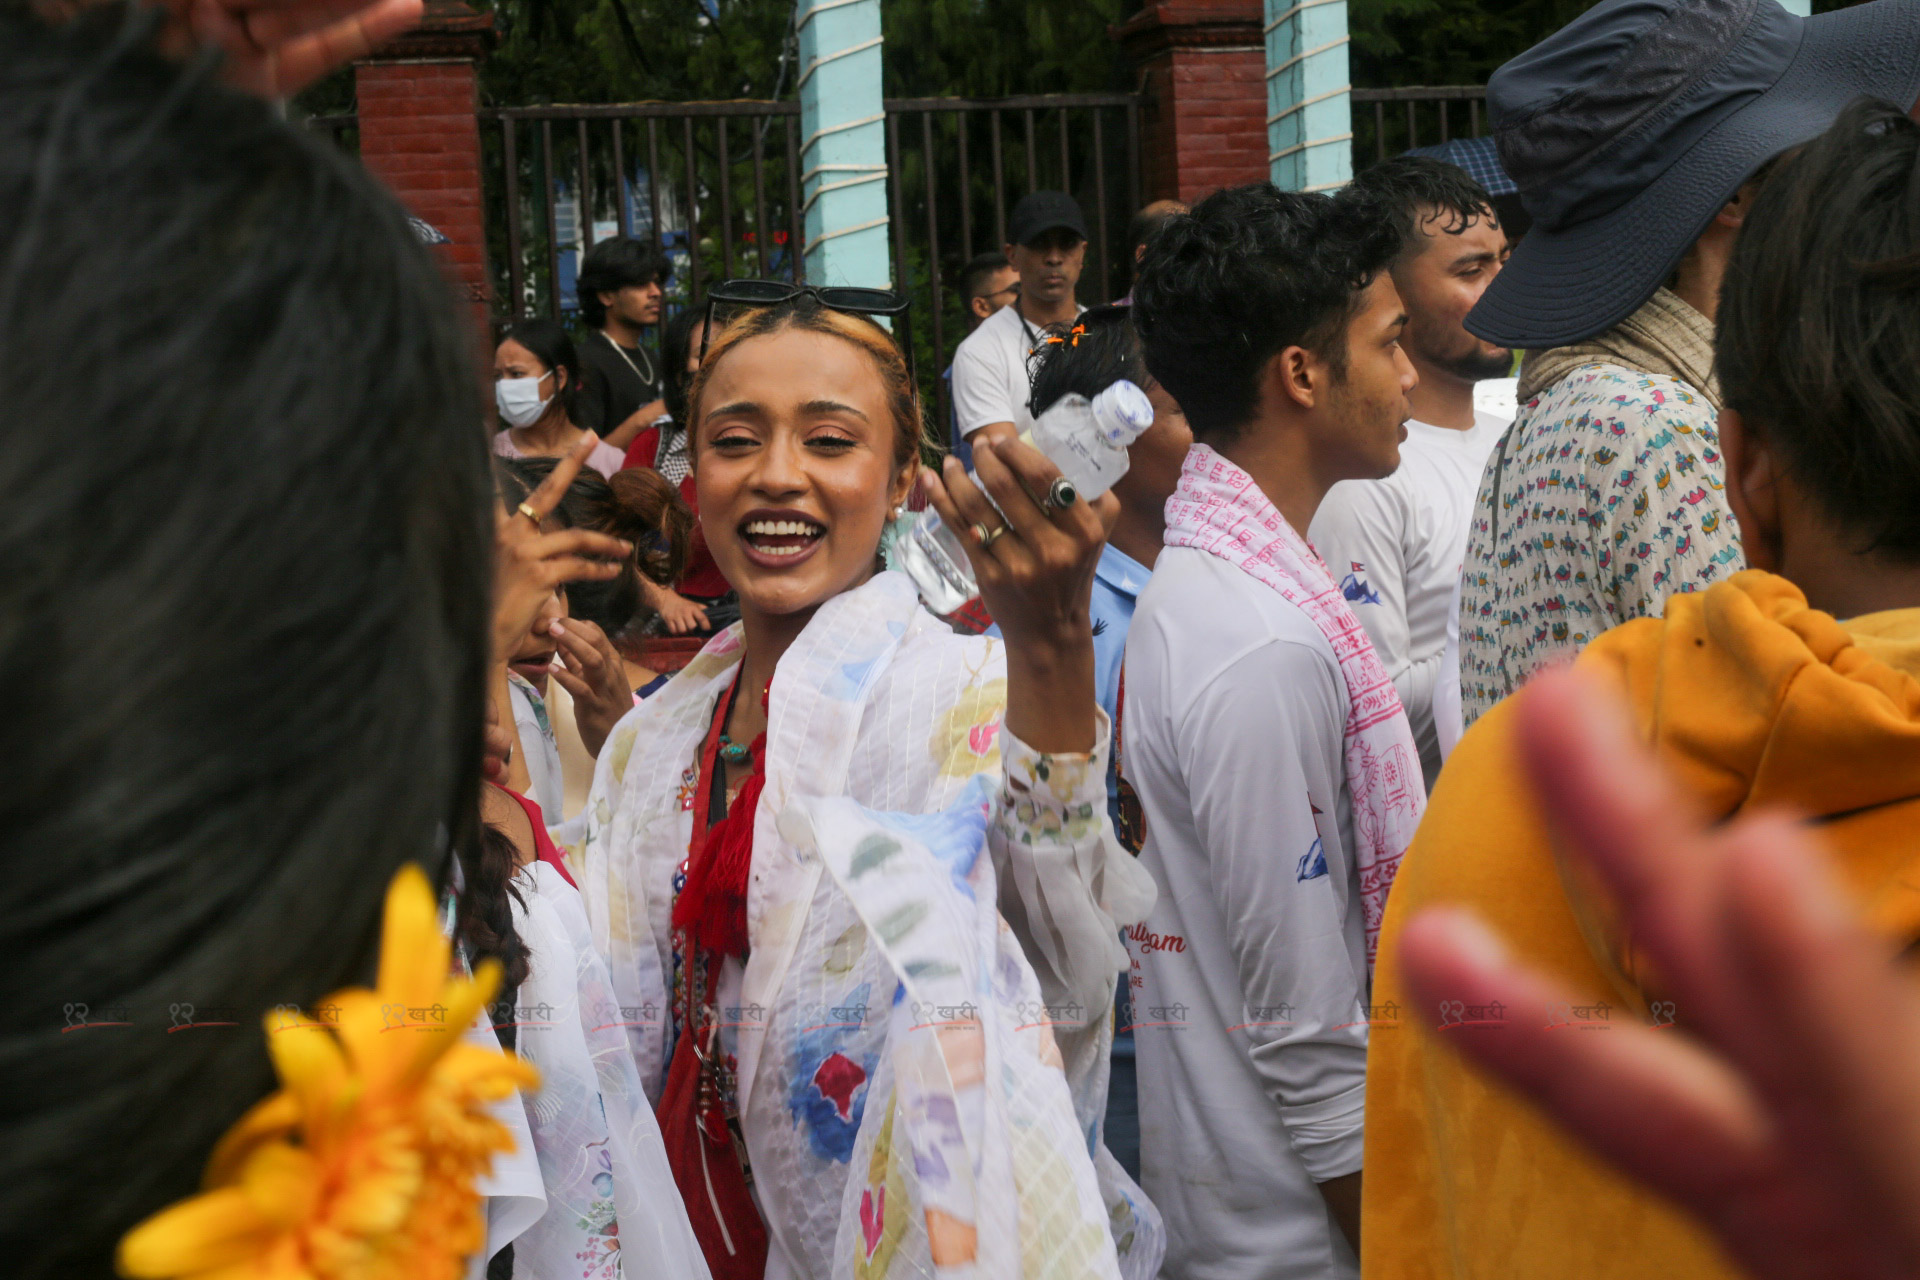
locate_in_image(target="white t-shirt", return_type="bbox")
[1473,375,1518,422]
[1122,547,1368,1280]
[948,300,1081,440]
[1307,411,1505,791]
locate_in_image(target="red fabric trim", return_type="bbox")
[659,673,771,1278]
[672,672,761,958]
[488,783,577,889]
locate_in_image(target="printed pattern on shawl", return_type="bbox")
[1163,445,1423,969]
[569,572,1159,1278]
[780,778,1161,1280]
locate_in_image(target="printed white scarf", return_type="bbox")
[1163,444,1425,970]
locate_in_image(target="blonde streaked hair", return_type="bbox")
[686,296,928,468]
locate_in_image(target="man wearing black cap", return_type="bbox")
[1453,0,1920,732]
[949,190,1088,451]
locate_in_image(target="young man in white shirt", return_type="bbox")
[1308,157,1513,790]
[1126,183,1419,1279]
[948,190,1087,452]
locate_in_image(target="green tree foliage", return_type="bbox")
[480,0,793,105]
[884,0,1132,97]
[1347,0,1588,88]
[296,0,1131,116]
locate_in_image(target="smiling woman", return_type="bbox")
[564,289,1165,1279]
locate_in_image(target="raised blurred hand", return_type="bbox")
[181,0,423,97]
[39,0,426,98]
[1399,667,1920,1280]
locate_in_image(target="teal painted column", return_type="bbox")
[1266,0,1352,192]
[797,0,891,287]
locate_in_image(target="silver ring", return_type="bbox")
[972,521,1007,547]
[1044,477,1078,513]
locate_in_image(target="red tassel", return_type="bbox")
[673,732,766,959]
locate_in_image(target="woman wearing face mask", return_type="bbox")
[568,290,1162,1280]
[494,318,628,480]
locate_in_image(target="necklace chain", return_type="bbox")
[603,329,656,388]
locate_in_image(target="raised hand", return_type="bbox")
[922,436,1113,754]
[492,431,631,667]
[549,617,633,759]
[643,579,710,636]
[1399,667,1920,1280]
[170,0,424,98]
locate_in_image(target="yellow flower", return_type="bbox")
[118,865,539,1280]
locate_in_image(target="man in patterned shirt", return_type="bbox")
[1453,0,1920,729]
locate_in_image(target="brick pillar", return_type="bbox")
[354,0,494,336]
[1113,0,1269,205]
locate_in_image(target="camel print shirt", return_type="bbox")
[1457,363,1745,726]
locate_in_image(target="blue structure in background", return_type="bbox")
[797,0,891,288]
[1267,0,1353,191]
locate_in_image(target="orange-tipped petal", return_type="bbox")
[205,1092,302,1188]
[326,989,391,1076]
[236,1143,321,1228]
[265,1013,350,1122]
[377,864,451,1011]
[117,1186,271,1277]
[392,963,500,1090]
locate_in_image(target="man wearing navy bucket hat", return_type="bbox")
[1454,0,1920,731]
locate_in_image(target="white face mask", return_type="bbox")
[496,369,553,428]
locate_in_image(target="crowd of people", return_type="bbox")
[17,0,1920,1278]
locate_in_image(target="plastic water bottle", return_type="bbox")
[898,379,1155,615]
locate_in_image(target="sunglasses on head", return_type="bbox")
[703,279,918,386]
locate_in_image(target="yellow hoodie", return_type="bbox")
[1362,570,1920,1279]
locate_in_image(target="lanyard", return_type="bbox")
[1018,308,1042,358]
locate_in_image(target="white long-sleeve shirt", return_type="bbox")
[1308,412,1505,790]
[1122,547,1368,1280]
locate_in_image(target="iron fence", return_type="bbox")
[307,88,1489,417]
[1351,86,1490,167]
[477,94,1142,427]
[883,93,1142,420]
